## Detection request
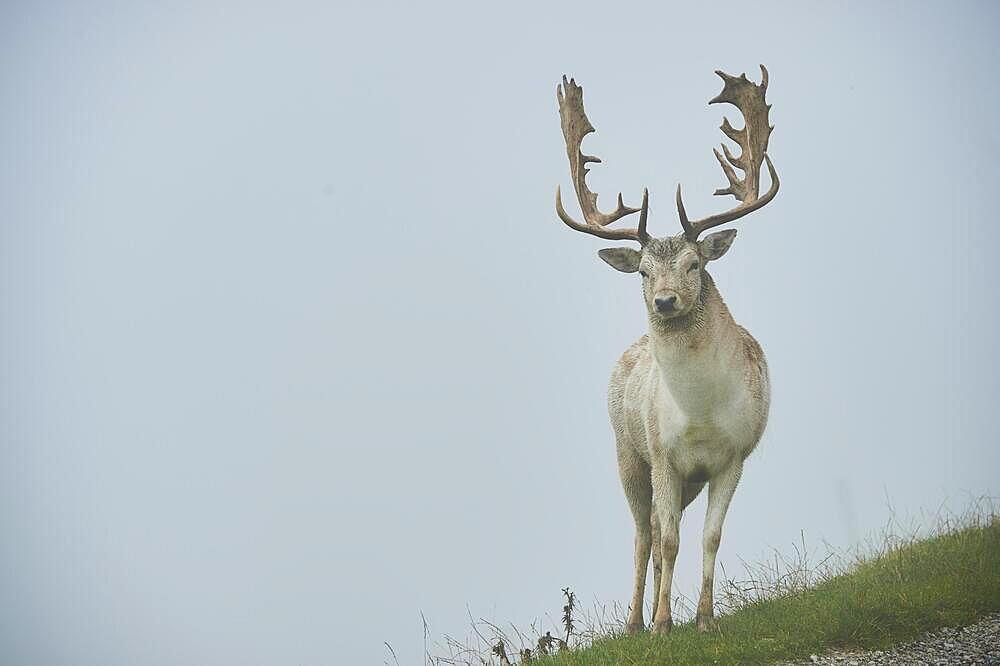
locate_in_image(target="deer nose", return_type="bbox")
[654,295,678,313]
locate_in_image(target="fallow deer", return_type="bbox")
[553,66,779,634]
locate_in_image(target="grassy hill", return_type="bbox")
[523,513,999,665]
[421,509,999,665]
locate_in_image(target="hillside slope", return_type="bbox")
[533,516,999,666]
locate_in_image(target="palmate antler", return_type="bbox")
[676,65,780,240]
[555,76,650,244]
[554,68,778,244]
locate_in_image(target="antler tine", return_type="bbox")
[557,186,648,242]
[555,75,649,244]
[676,64,780,240]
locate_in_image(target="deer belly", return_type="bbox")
[661,421,740,482]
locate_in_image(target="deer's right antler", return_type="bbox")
[555,76,649,244]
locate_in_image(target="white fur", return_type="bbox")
[609,266,769,634]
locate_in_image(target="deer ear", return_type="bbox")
[698,229,737,261]
[598,247,641,273]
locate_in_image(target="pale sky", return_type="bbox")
[2,1,998,664]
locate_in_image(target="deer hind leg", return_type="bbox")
[651,466,683,634]
[617,445,652,635]
[697,462,743,632]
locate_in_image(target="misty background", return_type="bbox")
[2,1,998,664]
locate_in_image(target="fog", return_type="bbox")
[2,1,998,664]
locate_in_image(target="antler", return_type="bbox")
[555,75,649,244]
[676,65,779,241]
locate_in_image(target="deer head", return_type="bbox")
[554,67,779,321]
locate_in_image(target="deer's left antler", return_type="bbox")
[676,65,780,241]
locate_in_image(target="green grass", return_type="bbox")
[535,515,1000,665]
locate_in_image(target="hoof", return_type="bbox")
[624,622,645,635]
[652,618,673,635]
[696,614,716,632]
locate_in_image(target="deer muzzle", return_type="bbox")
[654,292,681,315]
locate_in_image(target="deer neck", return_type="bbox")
[647,273,742,418]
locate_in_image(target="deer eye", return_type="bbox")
[687,261,700,273]
[638,270,648,278]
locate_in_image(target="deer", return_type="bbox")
[553,66,779,635]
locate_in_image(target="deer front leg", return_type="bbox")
[650,510,662,626]
[697,462,743,631]
[651,466,682,634]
